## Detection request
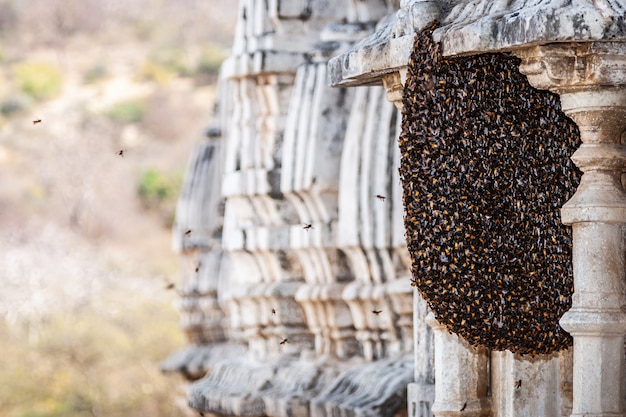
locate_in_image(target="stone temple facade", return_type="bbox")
[161,1,626,416]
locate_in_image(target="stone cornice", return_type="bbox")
[436,0,626,56]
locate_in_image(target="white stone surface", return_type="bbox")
[515,42,626,417]
[436,0,626,56]
[427,313,490,417]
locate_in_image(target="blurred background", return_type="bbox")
[0,1,236,416]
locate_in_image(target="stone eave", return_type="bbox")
[436,1,626,57]
[327,2,443,88]
[327,33,415,87]
[328,1,626,88]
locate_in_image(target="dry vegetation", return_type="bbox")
[0,1,237,416]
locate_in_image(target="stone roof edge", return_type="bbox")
[328,0,626,88]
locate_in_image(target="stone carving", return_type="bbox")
[516,42,626,417]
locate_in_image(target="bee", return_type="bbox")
[184,229,192,235]
[117,150,125,157]
[515,379,522,389]
[195,264,200,273]
[165,282,175,290]
[199,413,205,417]
[372,310,382,315]
[280,338,288,345]
[460,402,467,412]
[33,119,42,124]
[376,194,386,201]
[272,308,276,315]
[303,224,313,231]
[410,278,418,287]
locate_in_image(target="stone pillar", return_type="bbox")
[382,71,436,416]
[490,351,567,417]
[425,313,490,417]
[518,42,626,417]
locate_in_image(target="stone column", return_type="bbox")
[384,65,490,416]
[518,42,626,417]
[382,72,436,417]
[425,313,490,417]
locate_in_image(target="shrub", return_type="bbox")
[140,60,173,85]
[194,46,225,84]
[13,62,63,100]
[150,48,191,77]
[107,100,146,124]
[0,298,184,417]
[137,169,182,227]
[83,64,108,84]
[0,96,29,116]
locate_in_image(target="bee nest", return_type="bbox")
[400,22,582,355]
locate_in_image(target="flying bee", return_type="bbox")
[372,310,382,315]
[515,379,522,389]
[272,309,276,315]
[33,119,42,124]
[280,338,288,345]
[184,229,192,235]
[195,264,200,273]
[376,195,386,201]
[117,149,125,157]
[460,402,467,412]
[303,224,313,231]
[165,282,175,290]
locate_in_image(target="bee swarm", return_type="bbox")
[400,22,582,355]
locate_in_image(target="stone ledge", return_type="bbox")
[160,343,247,381]
[437,0,626,56]
[188,353,414,417]
[328,33,415,87]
